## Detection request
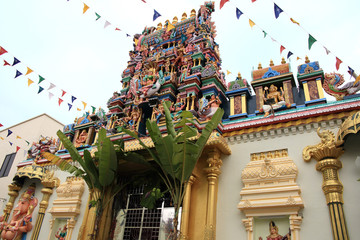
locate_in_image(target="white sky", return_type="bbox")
[0,0,359,132]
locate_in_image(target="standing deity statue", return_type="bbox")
[258,221,290,240]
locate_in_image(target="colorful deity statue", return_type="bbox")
[55,224,67,240]
[125,106,141,131]
[0,184,38,240]
[27,136,58,160]
[258,221,290,240]
[152,101,165,124]
[170,96,186,120]
[75,129,88,148]
[261,84,290,117]
[198,94,221,120]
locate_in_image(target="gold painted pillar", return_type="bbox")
[31,187,53,240]
[2,183,22,222]
[180,175,196,239]
[204,148,222,240]
[191,95,196,110]
[303,128,349,240]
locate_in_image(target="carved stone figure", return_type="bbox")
[0,184,38,240]
[75,130,88,148]
[199,94,221,120]
[261,84,290,117]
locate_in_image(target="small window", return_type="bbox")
[0,153,16,178]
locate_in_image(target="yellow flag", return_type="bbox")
[27,78,34,87]
[249,19,255,28]
[16,136,22,139]
[290,18,300,26]
[82,101,87,110]
[0,137,3,140]
[354,75,360,85]
[296,57,301,60]
[226,70,231,75]
[77,108,82,111]
[25,67,33,75]
[167,22,175,32]
[83,3,89,14]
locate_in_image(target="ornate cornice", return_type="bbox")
[336,110,360,143]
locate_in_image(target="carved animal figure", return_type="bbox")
[323,72,360,100]
[140,70,165,99]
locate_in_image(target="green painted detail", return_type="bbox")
[202,78,226,92]
[191,52,205,60]
[297,70,324,80]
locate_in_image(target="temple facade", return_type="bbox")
[1,2,360,240]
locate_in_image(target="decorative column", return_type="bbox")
[242,217,254,240]
[66,218,76,240]
[303,128,349,240]
[180,175,196,239]
[31,172,59,240]
[289,215,302,240]
[204,148,222,240]
[2,183,22,222]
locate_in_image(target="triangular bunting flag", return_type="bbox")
[167,22,175,32]
[236,8,243,19]
[220,0,229,9]
[25,140,30,145]
[25,67,33,75]
[287,51,293,59]
[141,0,146,2]
[308,34,317,50]
[290,18,300,26]
[226,70,231,75]
[249,19,255,28]
[27,79,34,87]
[324,47,330,55]
[348,66,355,79]
[68,103,73,111]
[3,60,10,66]
[12,57,20,66]
[153,9,161,21]
[0,123,3,127]
[91,106,96,114]
[126,34,131,37]
[77,108,82,111]
[16,136,21,139]
[9,141,13,146]
[38,86,44,94]
[48,92,54,100]
[297,57,301,60]
[0,137,3,140]
[104,21,111,28]
[16,146,20,152]
[38,75,45,84]
[83,3,89,14]
[71,96,77,103]
[95,13,101,21]
[0,47,7,55]
[251,0,256,2]
[115,28,121,31]
[61,90,66,97]
[274,3,283,19]
[7,129,12,137]
[82,101,87,110]
[280,45,285,54]
[335,57,342,71]
[14,70,22,78]
[263,31,267,38]
[48,83,56,90]
[58,98,64,106]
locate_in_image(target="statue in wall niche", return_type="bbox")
[55,224,67,240]
[0,184,38,240]
[258,221,290,240]
[75,129,88,147]
[261,84,290,117]
[199,94,222,121]
[170,96,186,120]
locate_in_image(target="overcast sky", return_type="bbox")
[0,0,359,133]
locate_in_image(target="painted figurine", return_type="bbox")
[0,184,38,240]
[75,129,88,148]
[199,94,221,120]
[261,84,290,117]
[170,96,186,120]
[258,221,290,240]
[55,224,67,240]
[153,101,165,124]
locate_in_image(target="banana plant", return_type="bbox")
[121,101,224,239]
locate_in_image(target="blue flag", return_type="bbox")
[38,86,44,94]
[348,66,355,79]
[287,51,293,59]
[153,9,161,21]
[126,34,131,37]
[14,70,22,78]
[71,96,77,103]
[236,8,243,19]
[68,103,73,111]
[274,3,283,19]
[9,141,13,146]
[7,129,12,137]
[12,57,20,66]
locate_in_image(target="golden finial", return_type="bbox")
[237,72,242,79]
[74,118,78,123]
[181,12,187,21]
[305,55,310,63]
[258,63,262,69]
[281,57,286,64]
[190,9,196,18]
[157,22,162,30]
[172,16,178,25]
[269,59,274,66]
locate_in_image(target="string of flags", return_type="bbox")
[221,0,355,77]
[0,46,100,114]
[0,128,32,157]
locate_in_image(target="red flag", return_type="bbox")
[280,45,285,54]
[335,57,342,70]
[3,60,10,66]
[251,0,256,2]
[0,47,7,55]
[16,146,20,152]
[115,28,121,31]
[0,123,3,127]
[220,0,229,9]
[61,90,66,97]
[58,98,64,106]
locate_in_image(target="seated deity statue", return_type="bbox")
[0,184,38,240]
[75,129,88,147]
[55,224,67,240]
[261,84,290,117]
[258,221,290,240]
